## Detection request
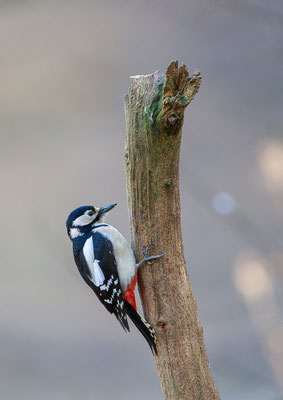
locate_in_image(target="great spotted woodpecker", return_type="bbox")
[66,203,163,354]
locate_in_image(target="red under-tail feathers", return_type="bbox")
[123,272,137,309]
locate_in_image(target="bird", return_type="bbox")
[66,203,164,354]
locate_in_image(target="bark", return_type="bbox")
[124,61,220,400]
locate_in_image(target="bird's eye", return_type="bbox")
[87,211,94,216]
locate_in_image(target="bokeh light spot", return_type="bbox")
[259,140,283,191]
[234,255,273,302]
[211,192,236,215]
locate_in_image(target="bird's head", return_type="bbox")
[66,203,117,240]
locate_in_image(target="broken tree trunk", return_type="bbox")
[124,61,220,400]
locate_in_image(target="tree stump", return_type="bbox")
[124,61,220,400]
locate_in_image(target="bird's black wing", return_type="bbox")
[78,231,129,331]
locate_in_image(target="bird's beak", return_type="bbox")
[98,203,117,217]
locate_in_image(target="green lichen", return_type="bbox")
[144,75,164,133]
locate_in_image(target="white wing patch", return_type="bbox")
[91,260,105,286]
[93,225,136,292]
[83,237,105,287]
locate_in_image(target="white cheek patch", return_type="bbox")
[73,214,95,227]
[83,237,105,286]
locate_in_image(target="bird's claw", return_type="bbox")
[141,244,153,259]
[137,244,165,268]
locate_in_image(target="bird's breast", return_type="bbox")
[93,224,136,292]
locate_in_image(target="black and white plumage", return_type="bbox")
[66,204,158,353]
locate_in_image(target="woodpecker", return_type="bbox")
[66,203,163,354]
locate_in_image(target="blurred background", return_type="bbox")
[1,0,283,399]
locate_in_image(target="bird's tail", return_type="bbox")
[124,300,157,355]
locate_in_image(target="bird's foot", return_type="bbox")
[136,244,164,268]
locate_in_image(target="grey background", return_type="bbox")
[1,0,283,399]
